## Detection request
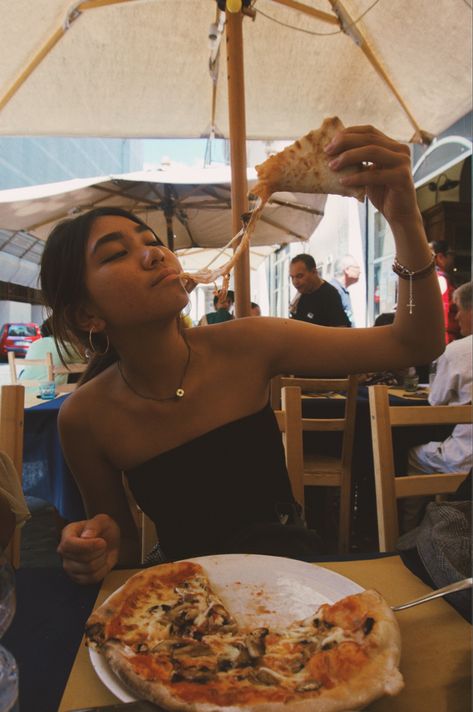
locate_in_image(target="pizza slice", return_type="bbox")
[251,116,366,203]
[86,562,403,712]
[86,561,238,652]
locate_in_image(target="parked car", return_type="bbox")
[0,322,41,359]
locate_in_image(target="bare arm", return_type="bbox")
[224,126,444,377]
[57,397,140,583]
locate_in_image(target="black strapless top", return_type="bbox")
[125,403,295,560]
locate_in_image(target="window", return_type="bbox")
[268,245,291,317]
[367,207,397,323]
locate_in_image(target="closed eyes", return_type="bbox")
[100,240,163,264]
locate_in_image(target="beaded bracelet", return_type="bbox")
[392,254,436,314]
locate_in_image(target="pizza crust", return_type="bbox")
[251,117,366,203]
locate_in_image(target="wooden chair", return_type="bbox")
[0,385,26,567]
[368,384,471,552]
[273,376,358,553]
[46,355,87,393]
[8,351,51,387]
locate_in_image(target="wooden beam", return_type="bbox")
[270,0,339,25]
[328,0,424,139]
[0,0,132,113]
[225,10,251,317]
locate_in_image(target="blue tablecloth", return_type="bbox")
[23,396,85,521]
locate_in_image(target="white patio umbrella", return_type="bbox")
[0,0,471,310]
[0,0,470,141]
[0,163,326,267]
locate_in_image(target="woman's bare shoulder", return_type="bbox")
[58,365,116,427]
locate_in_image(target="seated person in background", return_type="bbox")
[289,254,351,327]
[20,318,85,385]
[38,125,445,583]
[198,289,234,325]
[402,281,472,532]
[429,239,461,344]
[250,302,261,316]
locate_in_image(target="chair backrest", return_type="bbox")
[273,376,358,509]
[368,384,471,551]
[272,376,358,471]
[0,385,25,567]
[273,386,305,508]
[8,351,51,387]
[47,357,87,393]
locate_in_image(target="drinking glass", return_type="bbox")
[0,646,18,712]
[38,381,56,400]
[0,557,18,712]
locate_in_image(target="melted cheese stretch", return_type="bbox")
[180,196,266,290]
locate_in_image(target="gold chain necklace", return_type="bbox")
[117,335,191,402]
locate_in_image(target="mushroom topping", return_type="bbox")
[245,628,269,659]
[252,667,282,686]
[171,641,213,658]
[363,617,375,635]
[148,603,172,614]
[172,665,216,684]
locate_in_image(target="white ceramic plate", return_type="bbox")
[89,553,364,702]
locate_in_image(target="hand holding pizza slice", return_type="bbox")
[250,116,366,204]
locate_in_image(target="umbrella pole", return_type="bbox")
[225,8,251,318]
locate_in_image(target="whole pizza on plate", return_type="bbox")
[86,557,403,711]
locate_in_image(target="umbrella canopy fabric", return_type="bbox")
[0,0,471,142]
[0,163,326,266]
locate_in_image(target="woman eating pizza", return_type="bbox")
[40,124,445,584]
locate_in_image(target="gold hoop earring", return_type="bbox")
[88,328,110,356]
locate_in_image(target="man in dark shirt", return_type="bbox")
[289,254,350,327]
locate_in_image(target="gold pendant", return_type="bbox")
[176,388,185,398]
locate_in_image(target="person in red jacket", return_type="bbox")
[429,240,461,343]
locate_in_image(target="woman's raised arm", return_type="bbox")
[228,125,444,378]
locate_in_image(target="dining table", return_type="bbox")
[22,390,85,522]
[48,554,471,712]
[2,554,471,712]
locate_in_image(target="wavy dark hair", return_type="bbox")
[40,207,163,384]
